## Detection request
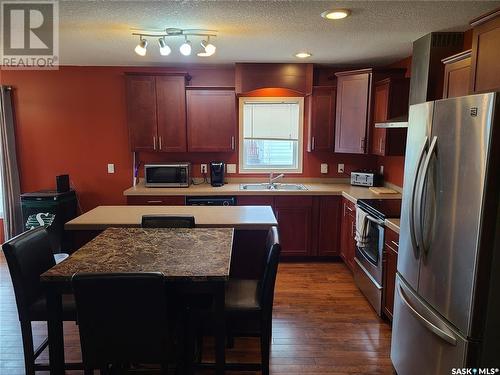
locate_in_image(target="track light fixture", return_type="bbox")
[134,37,147,56]
[158,37,171,56]
[132,28,217,57]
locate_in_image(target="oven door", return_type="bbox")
[355,217,384,285]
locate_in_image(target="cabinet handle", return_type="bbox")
[147,200,162,204]
[153,136,156,150]
[360,138,365,150]
[391,240,399,248]
[351,221,355,237]
[311,136,315,151]
[231,136,235,150]
[346,205,353,212]
[379,138,383,153]
[159,136,162,150]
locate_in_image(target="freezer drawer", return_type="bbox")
[391,274,469,375]
[353,258,382,315]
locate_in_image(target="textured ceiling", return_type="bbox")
[58,0,500,66]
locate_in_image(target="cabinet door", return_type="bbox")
[125,76,157,151]
[186,90,236,152]
[383,229,399,321]
[443,56,471,99]
[470,15,500,93]
[275,196,313,257]
[372,82,389,156]
[347,214,357,271]
[335,73,370,154]
[309,87,336,152]
[156,76,187,152]
[340,198,355,269]
[317,196,341,256]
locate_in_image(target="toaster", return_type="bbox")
[350,170,383,187]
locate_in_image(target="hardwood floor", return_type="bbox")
[0,254,393,374]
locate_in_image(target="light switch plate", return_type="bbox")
[320,163,328,174]
[226,164,237,174]
[107,164,115,174]
[338,163,345,174]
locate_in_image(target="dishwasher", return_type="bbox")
[185,196,237,206]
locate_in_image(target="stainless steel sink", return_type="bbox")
[239,183,307,191]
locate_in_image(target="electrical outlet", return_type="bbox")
[320,163,328,174]
[338,163,345,174]
[380,165,384,175]
[201,164,207,174]
[226,164,237,174]
[107,164,115,174]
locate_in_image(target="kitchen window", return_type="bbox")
[239,97,304,173]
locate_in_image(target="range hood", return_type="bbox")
[375,115,408,129]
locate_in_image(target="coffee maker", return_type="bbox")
[210,161,225,187]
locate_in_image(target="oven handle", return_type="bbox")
[366,215,384,226]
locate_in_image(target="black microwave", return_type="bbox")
[144,163,191,187]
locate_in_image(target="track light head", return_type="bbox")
[134,37,147,56]
[200,38,216,56]
[179,37,192,56]
[158,37,171,56]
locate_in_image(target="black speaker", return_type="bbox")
[56,174,70,193]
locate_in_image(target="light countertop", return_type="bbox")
[123,181,402,204]
[385,218,401,234]
[65,205,277,231]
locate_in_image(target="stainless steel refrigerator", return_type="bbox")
[391,92,500,374]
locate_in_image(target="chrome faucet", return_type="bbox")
[269,172,284,188]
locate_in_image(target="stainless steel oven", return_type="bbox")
[353,199,401,316]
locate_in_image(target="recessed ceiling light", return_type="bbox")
[295,52,312,59]
[321,9,351,20]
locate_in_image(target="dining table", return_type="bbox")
[41,226,235,375]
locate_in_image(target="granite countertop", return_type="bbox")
[385,218,401,234]
[42,227,234,282]
[123,181,402,204]
[65,205,277,231]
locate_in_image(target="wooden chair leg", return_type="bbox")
[20,320,35,375]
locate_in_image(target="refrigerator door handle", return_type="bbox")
[416,136,438,255]
[409,136,428,259]
[397,282,457,346]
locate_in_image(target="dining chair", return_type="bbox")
[1,226,80,375]
[71,272,178,374]
[197,226,281,375]
[141,215,196,228]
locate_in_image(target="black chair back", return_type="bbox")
[72,272,172,368]
[259,226,281,317]
[2,227,55,320]
[141,215,195,228]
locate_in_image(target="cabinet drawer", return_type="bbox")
[343,198,356,217]
[385,227,399,252]
[237,196,275,207]
[275,195,313,208]
[127,196,185,205]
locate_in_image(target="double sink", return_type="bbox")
[239,183,307,191]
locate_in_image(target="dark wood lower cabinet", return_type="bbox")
[317,196,341,256]
[382,227,399,321]
[340,197,356,271]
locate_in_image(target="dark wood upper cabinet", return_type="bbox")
[470,8,500,93]
[335,70,371,154]
[235,63,313,95]
[442,50,472,99]
[125,75,157,151]
[125,74,187,152]
[307,86,336,152]
[371,77,410,156]
[186,89,236,152]
[156,76,187,152]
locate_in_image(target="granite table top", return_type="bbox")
[41,227,234,283]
